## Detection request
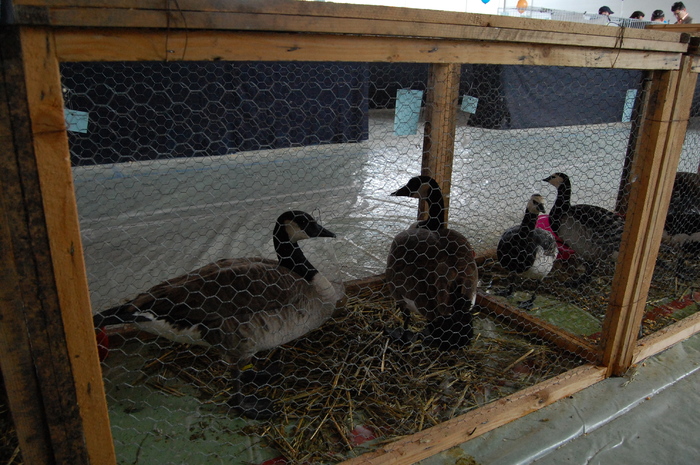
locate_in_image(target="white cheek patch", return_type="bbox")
[285,221,309,242]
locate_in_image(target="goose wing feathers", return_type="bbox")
[569,205,624,238]
[96,258,338,355]
[498,227,557,275]
[387,228,477,321]
[555,205,624,259]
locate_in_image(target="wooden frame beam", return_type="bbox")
[602,55,699,376]
[0,25,116,465]
[9,0,688,54]
[421,63,460,221]
[48,29,684,70]
[339,364,606,465]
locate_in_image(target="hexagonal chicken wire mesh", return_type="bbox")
[61,61,700,464]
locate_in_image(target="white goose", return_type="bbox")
[94,210,344,419]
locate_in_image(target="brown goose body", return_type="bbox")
[94,210,343,418]
[99,256,342,362]
[385,176,478,350]
[387,227,477,322]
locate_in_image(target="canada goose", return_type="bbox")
[385,176,478,351]
[93,210,344,419]
[543,172,624,279]
[497,194,557,309]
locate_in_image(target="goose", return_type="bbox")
[385,176,478,351]
[543,172,625,280]
[497,194,557,309]
[93,210,344,419]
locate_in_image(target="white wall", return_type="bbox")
[328,0,699,21]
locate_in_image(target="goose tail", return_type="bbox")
[93,303,151,328]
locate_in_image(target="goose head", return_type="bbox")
[392,176,446,230]
[275,210,336,244]
[527,194,547,215]
[391,175,442,202]
[274,211,335,281]
[543,172,570,189]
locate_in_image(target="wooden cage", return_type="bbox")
[2,1,700,464]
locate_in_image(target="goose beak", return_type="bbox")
[310,223,336,239]
[391,185,414,198]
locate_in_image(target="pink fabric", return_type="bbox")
[536,215,575,260]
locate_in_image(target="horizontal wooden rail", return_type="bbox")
[8,0,688,54]
[340,364,606,465]
[477,293,602,365]
[634,311,700,363]
[51,29,683,69]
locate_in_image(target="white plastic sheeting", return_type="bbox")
[76,112,643,313]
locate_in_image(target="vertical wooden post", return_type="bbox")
[421,63,460,222]
[0,26,116,464]
[602,56,698,376]
[0,63,54,464]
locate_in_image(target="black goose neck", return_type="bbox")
[552,179,572,215]
[423,188,446,231]
[273,224,318,282]
[520,210,539,233]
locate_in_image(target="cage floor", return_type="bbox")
[99,288,586,465]
[478,250,700,343]
[417,331,700,465]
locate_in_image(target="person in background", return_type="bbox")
[598,6,614,16]
[671,2,693,24]
[598,6,619,25]
[630,11,645,19]
[651,10,666,22]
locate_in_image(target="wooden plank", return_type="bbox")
[421,63,460,222]
[647,23,700,33]
[339,364,606,465]
[22,8,683,54]
[477,293,601,365]
[16,26,116,464]
[0,28,54,464]
[52,29,683,70]
[634,311,700,363]
[1,25,90,464]
[602,56,699,376]
[12,0,687,46]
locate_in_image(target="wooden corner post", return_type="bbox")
[0,26,116,464]
[421,63,460,222]
[602,55,698,377]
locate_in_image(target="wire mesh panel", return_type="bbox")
[63,59,697,464]
[642,82,700,338]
